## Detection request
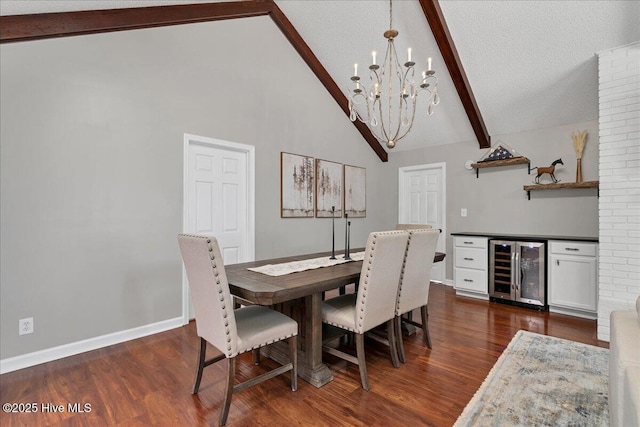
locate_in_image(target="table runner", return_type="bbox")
[248,251,365,276]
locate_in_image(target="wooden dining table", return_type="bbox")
[225,249,446,388]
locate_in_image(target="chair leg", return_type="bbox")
[395,316,407,364]
[219,357,236,426]
[252,348,261,365]
[355,333,370,391]
[192,337,207,394]
[421,305,432,349]
[288,336,298,391]
[387,319,400,368]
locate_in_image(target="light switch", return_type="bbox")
[461,208,468,217]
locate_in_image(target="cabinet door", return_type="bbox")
[455,247,486,270]
[549,255,597,311]
[454,268,487,293]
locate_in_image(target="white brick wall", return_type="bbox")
[597,42,640,342]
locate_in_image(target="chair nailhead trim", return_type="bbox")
[358,234,377,329]
[395,232,411,312]
[202,236,235,357]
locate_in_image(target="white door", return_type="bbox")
[183,134,255,323]
[398,163,446,282]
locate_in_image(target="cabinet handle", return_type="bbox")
[565,247,579,251]
[464,241,474,245]
[464,279,474,282]
[556,260,560,266]
[463,257,474,261]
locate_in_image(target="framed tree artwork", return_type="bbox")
[344,165,366,218]
[315,159,343,218]
[281,152,315,218]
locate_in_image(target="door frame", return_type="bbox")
[398,162,447,281]
[182,133,255,325]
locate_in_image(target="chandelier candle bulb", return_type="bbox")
[428,57,432,71]
[354,63,358,76]
[372,51,377,65]
[408,47,412,62]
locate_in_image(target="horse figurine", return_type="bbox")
[532,158,563,184]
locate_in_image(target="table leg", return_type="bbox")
[302,292,333,387]
[260,293,333,387]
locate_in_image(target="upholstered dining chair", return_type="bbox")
[396,223,433,231]
[177,234,298,426]
[321,230,409,390]
[394,228,440,363]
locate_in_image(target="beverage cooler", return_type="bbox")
[489,240,546,308]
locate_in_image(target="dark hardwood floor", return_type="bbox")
[0,284,606,426]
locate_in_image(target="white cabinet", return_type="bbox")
[453,236,488,299]
[548,241,598,319]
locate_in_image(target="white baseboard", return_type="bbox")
[455,289,490,300]
[0,317,183,375]
[432,279,454,287]
[549,305,597,320]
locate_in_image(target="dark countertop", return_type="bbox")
[451,232,598,243]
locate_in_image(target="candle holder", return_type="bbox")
[344,214,351,260]
[330,206,336,260]
[346,221,351,260]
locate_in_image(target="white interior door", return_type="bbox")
[398,163,446,283]
[183,134,255,322]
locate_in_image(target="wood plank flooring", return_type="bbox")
[0,284,606,426]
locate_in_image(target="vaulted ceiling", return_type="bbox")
[2,0,639,158]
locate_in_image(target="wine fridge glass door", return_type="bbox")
[516,242,545,306]
[490,241,515,299]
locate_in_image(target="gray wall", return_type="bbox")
[0,14,600,362]
[0,17,395,360]
[387,120,600,278]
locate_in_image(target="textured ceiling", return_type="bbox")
[2,0,639,153]
[438,0,640,137]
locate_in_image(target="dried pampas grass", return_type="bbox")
[572,130,588,183]
[572,130,588,160]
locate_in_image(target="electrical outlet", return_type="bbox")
[461,208,468,217]
[19,317,33,335]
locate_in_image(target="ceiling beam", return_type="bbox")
[0,1,271,42]
[0,0,387,162]
[419,0,491,149]
[268,2,387,161]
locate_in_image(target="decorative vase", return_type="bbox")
[576,158,583,183]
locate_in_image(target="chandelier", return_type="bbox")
[347,0,440,149]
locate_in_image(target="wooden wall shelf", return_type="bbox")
[471,157,530,178]
[523,181,599,200]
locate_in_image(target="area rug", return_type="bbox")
[454,330,609,426]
